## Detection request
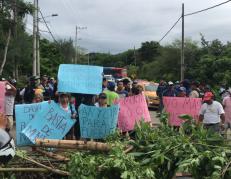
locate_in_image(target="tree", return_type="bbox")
[138,41,160,63]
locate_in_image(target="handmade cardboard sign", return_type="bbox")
[15,102,49,146]
[22,101,75,144]
[58,64,103,94]
[79,104,119,139]
[117,94,151,132]
[163,97,202,126]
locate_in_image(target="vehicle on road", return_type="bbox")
[103,67,127,80]
[104,75,115,83]
[137,80,159,109]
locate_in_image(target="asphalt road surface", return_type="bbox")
[149,109,160,125]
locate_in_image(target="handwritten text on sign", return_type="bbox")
[0,82,5,113]
[15,102,49,146]
[163,97,202,126]
[79,104,119,139]
[22,101,75,144]
[117,94,151,132]
[58,64,103,94]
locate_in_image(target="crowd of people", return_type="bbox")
[1,76,231,135]
[0,75,146,139]
[157,79,231,135]
[0,75,231,163]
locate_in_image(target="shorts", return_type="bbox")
[6,116,13,130]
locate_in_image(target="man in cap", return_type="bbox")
[199,92,225,133]
[163,81,176,97]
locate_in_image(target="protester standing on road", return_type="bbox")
[157,80,166,113]
[222,89,231,136]
[102,77,108,91]
[4,80,16,132]
[177,87,187,97]
[57,93,76,140]
[116,80,128,98]
[189,81,200,98]
[104,82,119,106]
[163,81,176,97]
[199,92,225,133]
[20,76,39,103]
[95,93,108,107]
[122,78,131,93]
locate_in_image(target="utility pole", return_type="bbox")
[74,26,87,64]
[181,3,185,81]
[33,0,38,76]
[36,0,40,76]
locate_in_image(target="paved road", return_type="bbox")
[149,109,160,125]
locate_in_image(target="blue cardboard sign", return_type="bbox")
[15,101,49,146]
[22,101,76,144]
[58,64,103,94]
[79,104,119,139]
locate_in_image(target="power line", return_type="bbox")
[158,0,231,42]
[158,16,182,43]
[185,0,231,16]
[39,9,57,42]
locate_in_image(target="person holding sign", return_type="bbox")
[95,93,108,107]
[199,92,225,133]
[4,80,17,132]
[57,93,77,139]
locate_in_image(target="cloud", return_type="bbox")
[25,0,231,53]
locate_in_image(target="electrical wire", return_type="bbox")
[39,9,57,42]
[158,16,182,43]
[185,0,231,16]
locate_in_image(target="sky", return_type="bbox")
[25,0,231,54]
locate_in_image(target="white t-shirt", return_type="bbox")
[5,95,15,116]
[200,101,225,124]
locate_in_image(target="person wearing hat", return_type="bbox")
[104,82,119,106]
[163,81,176,97]
[95,93,108,107]
[177,87,187,97]
[222,89,231,136]
[199,92,225,133]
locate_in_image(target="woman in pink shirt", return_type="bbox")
[222,89,231,136]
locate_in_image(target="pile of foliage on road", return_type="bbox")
[2,114,231,179]
[68,115,231,179]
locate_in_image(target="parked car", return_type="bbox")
[137,80,160,109]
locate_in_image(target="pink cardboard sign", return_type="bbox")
[163,97,202,126]
[0,82,5,114]
[117,94,151,132]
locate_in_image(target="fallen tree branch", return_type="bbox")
[17,154,69,176]
[35,148,70,161]
[124,146,134,154]
[0,168,48,172]
[35,139,111,152]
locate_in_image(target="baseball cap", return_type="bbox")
[179,86,186,93]
[168,81,174,85]
[203,92,214,101]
